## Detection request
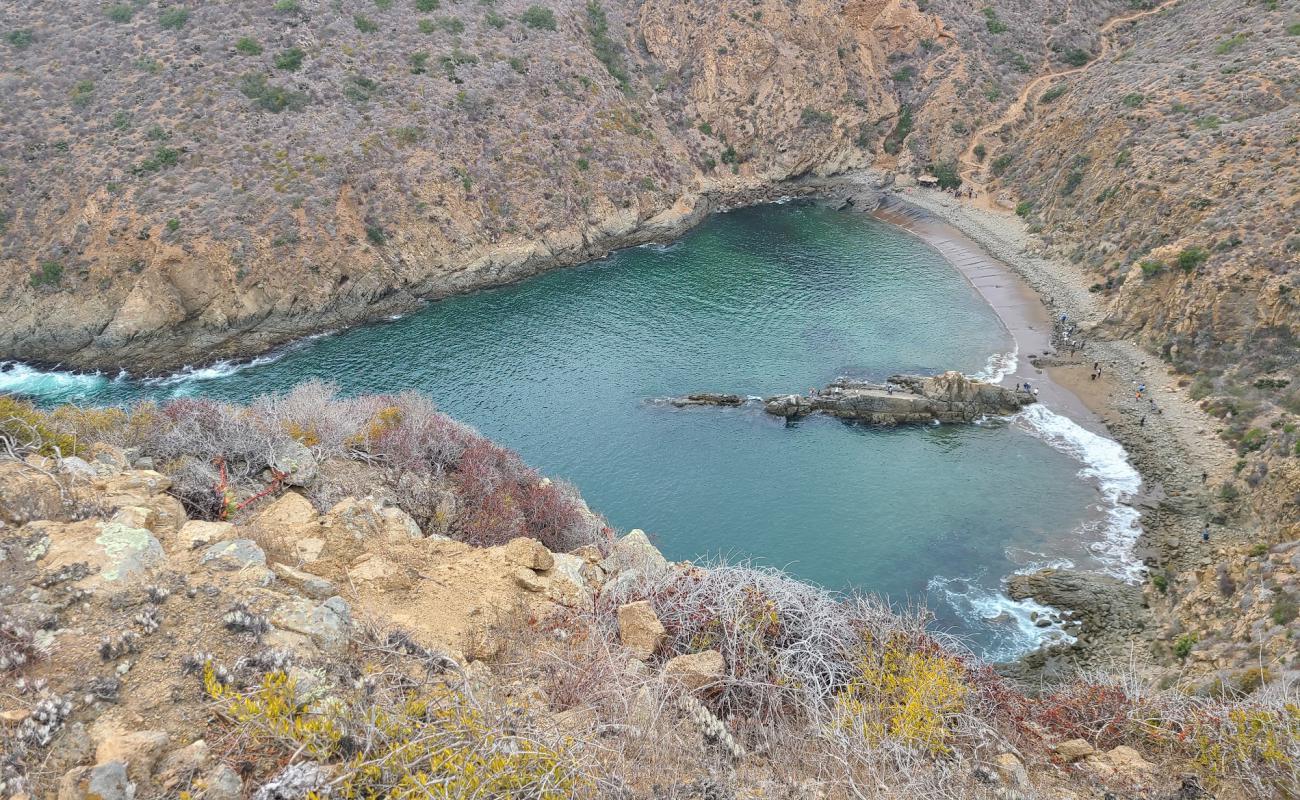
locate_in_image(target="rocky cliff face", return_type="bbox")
[764,371,1033,422]
[0,0,940,372]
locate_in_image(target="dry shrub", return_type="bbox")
[24,380,605,550]
[206,649,592,799]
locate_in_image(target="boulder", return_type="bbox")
[320,497,422,562]
[513,567,549,593]
[993,752,1028,788]
[1055,739,1095,761]
[505,537,554,571]
[618,601,665,660]
[601,530,669,577]
[58,761,133,800]
[37,519,164,586]
[0,460,67,526]
[1103,745,1153,774]
[155,740,210,786]
[200,539,267,571]
[177,520,235,551]
[94,729,170,780]
[662,650,725,692]
[544,553,594,609]
[250,493,322,563]
[200,763,242,800]
[270,596,351,655]
[270,563,337,599]
[268,439,317,487]
[346,555,410,592]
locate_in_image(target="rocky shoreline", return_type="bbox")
[883,185,1238,674]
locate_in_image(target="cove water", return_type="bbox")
[3,202,1140,660]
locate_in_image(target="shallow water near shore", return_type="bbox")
[4,202,1136,659]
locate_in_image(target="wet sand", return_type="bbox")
[871,196,1100,429]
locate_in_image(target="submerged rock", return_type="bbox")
[669,393,746,408]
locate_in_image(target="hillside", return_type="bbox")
[2,389,1299,799]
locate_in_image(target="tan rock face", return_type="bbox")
[662,649,726,693]
[0,461,68,527]
[617,601,666,660]
[1055,738,1096,761]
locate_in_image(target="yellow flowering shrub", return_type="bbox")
[206,665,589,799]
[0,396,79,457]
[834,635,969,753]
[1190,704,1300,788]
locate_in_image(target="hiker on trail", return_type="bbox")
[1202,524,1210,543]
[1094,362,1100,372]
[1140,415,1146,426]
[1060,313,1068,324]
[1032,387,1039,398]
[1202,471,1208,484]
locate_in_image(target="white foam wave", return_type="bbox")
[971,346,1018,384]
[1014,403,1145,582]
[929,575,1075,661]
[0,361,109,400]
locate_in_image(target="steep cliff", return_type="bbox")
[1,0,941,372]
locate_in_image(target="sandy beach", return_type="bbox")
[866,184,1246,666]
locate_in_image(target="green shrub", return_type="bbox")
[1177,246,1208,272]
[1014,200,1033,217]
[166,218,181,232]
[375,0,394,9]
[883,104,912,155]
[366,225,386,245]
[110,110,132,130]
[1040,83,1068,103]
[1173,633,1198,659]
[800,107,834,126]
[932,162,961,190]
[1152,571,1168,594]
[1239,428,1266,452]
[132,145,181,174]
[70,80,95,108]
[521,5,556,30]
[1114,148,1131,166]
[106,4,135,23]
[973,144,986,161]
[146,124,170,141]
[159,7,190,30]
[1139,260,1163,278]
[273,47,304,70]
[1247,542,1269,557]
[30,260,63,288]
[1289,22,1300,36]
[981,8,1007,33]
[409,51,430,74]
[587,1,629,91]
[892,65,916,82]
[437,17,464,34]
[1062,48,1090,66]
[235,37,263,55]
[1215,33,1247,54]
[1195,115,1221,131]
[1061,170,1084,196]
[391,126,424,144]
[274,0,301,11]
[418,19,436,33]
[415,0,439,10]
[342,74,382,104]
[354,14,379,32]
[1121,92,1145,108]
[485,11,506,28]
[990,154,1012,176]
[6,29,34,48]
[721,145,739,164]
[984,85,1002,101]
[576,157,590,171]
[698,122,713,135]
[238,73,310,112]
[1272,594,1298,626]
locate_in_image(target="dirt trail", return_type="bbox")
[957,0,1182,207]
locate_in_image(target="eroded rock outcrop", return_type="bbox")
[675,371,1032,424]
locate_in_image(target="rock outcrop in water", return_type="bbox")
[676,371,1031,424]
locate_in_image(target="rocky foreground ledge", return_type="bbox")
[672,371,1033,424]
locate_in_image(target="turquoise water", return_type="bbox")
[5,203,1113,658]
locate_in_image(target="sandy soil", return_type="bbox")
[879,185,1243,579]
